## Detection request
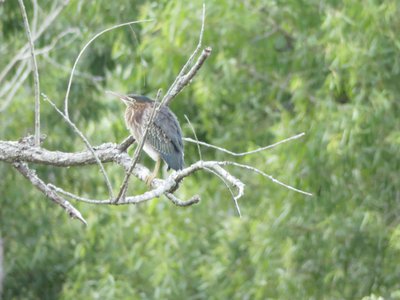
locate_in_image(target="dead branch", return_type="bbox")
[0,0,69,85]
[163,47,212,107]
[163,3,211,106]
[0,61,30,112]
[42,94,114,199]
[0,4,312,225]
[184,132,306,156]
[12,161,87,225]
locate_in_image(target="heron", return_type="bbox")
[110,92,184,185]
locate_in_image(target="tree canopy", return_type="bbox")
[1,0,399,299]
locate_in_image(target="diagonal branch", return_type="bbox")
[0,0,68,85]
[0,61,30,112]
[165,3,206,98]
[163,47,212,107]
[163,3,211,107]
[42,94,114,199]
[12,161,87,225]
[204,166,241,217]
[184,114,203,161]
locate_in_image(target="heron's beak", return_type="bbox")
[106,90,135,106]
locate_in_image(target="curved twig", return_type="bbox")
[64,19,152,118]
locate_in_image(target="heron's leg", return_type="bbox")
[145,156,161,186]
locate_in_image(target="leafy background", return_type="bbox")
[1,0,399,299]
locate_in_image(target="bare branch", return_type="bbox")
[162,4,211,107]
[165,3,206,98]
[184,114,202,161]
[18,0,41,146]
[48,184,110,204]
[165,193,201,207]
[118,135,135,152]
[0,29,79,112]
[0,62,30,112]
[204,166,241,217]
[20,28,80,59]
[221,161,313,196]
[163,47,212,106]
[184,132,306,156]
[12,161,87,225]
[0,0,69,85]
[211,164,245,208]
[0,57,28,98]
[64,19,153,118]
[52,183,200,207]
[0,136,311,213]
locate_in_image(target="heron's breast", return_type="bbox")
[125,104,147,139]
[143,143,160,162]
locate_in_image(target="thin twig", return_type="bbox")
[204,166,241,217]
[163,47,212,107]
[0,62,30,112]
[0,0,68,85]
[20,28,80,59]
[184,114,202,160]
[44,55,104,83]
[42,93,114,199]
[184,132,306,156]
[18,0,40,146]
[211,164,245,211]
[64,19,152,118]
[221,161,313,196]
[165,3,206,100]
[13,161,87,225]
[165,192,200,206]
[49,184,108,204]
[0,59,28,98]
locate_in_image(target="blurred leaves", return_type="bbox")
[1,0,400,299]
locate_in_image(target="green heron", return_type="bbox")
[111,92,184,184]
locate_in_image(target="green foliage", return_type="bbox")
[1,0,400,299]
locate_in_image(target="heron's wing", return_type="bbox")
[145,105,184,170]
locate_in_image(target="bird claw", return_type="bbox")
[145,174,156,187]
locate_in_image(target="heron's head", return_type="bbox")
[107,91,154,106]
[106,91,136,106]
